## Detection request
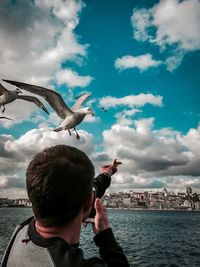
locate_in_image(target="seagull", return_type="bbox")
[0,116,13,120]
[0,83,49,114]
[100,105,108,113]
[3,79,94,139]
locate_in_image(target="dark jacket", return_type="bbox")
[1,174,130,267]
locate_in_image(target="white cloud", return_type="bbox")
[83,115,101,123]
[115,54,162,71]
[35,0,84,24]
[153,0,200,50]
[1,120,200,196]
[5,127,94,157]
[99,119,200,192]
[115,109,142,126]
[0,0,86,84]
[100,93,163,109]
[0,0,90,125]
[164,50,184,71]
[0,127,95,197]
[131,0,200,70]
[177,125,200,157]
[55,68,93,88]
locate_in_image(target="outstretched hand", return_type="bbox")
[100,159,122,176]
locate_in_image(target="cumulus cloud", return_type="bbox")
[99,119,200,192]
[131,0,200,70]
[55,68,93,88]
[0,0,86,83]
[0,127,95,197]
[177,125,200,156]
[100,93,163,109]
[0,127,94,177]
[114,116,132,127]
[115,54,162,71]
[1,121,200,196]
[0,175,24,189]
[115,109,142,126]
[5,127,94,157]
[0,0,90,125]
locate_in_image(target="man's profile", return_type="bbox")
[1,144,129,267]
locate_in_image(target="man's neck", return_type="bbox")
[35,216,82,244]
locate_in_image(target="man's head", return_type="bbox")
[26,145,94,227]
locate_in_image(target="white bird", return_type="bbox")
[3,79,94,139]
[0,83,49,114]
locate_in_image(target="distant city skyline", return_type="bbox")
[0,0,200,198]
[1,188,200,211]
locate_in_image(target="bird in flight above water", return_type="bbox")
[3,79,94,140]
[0,83,49,114]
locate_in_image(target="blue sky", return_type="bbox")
[0,0,200,198]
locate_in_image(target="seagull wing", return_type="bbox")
[17,95,49,114]
[71,93,91,111]
[0,116,13,121]
[0,83,8,95]
[3,79,72,119]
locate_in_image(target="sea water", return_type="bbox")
[0,208,200,267]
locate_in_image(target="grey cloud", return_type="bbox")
[132,179,166,189]
[158,158,200,177]
[133,155,188,172]
[101,121,200,187]
[0,135,26,174]
[91,153,111,163]
[0,1,52,32]
[0,128,95,181]
[0,135,15,158]
[0,1,61,62]
[0,158,21,174]
[0,175,25,189]
[116,143,189,173]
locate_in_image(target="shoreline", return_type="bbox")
[0,206,199,212]
[107,207,200,212]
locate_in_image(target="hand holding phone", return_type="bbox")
[84,159,122,224]
[92,198,109,234]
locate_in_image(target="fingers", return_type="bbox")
[100,159,122,176]
[111,159,122,167]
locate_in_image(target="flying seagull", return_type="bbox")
[0,116,13,120]
[100,105,108,113]
[0,83,49,114]
[3,79,94,139]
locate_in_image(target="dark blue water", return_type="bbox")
[0,208,200,267]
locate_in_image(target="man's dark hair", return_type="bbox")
[26,145,95,227]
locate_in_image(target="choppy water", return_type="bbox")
[0,208,200,267]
